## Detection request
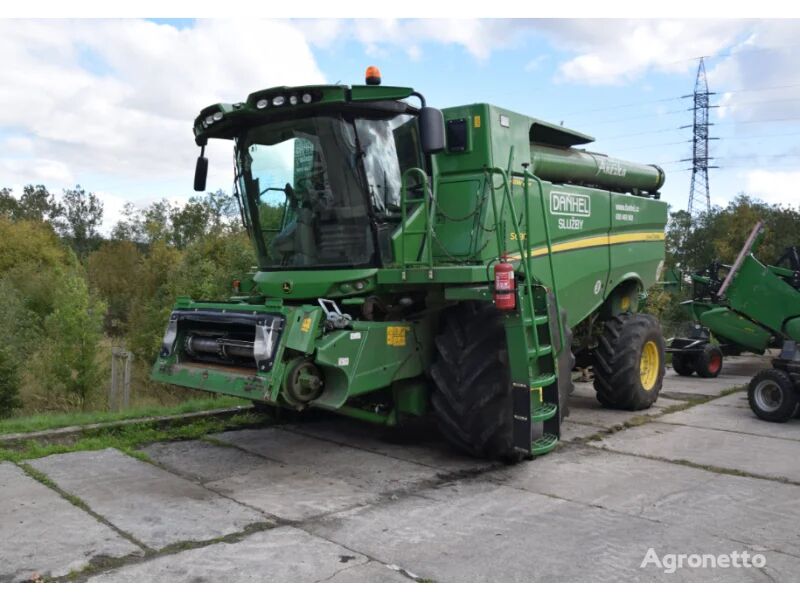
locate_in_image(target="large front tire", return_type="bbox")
[593,312,665,410]
[430,302,518,461]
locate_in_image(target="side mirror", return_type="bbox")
[194,151,208,192]
[419,106,445,154]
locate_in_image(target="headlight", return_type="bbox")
[272,95,285,107]
[289,95,298,105]
[253,319,282,371]
[302,93,312,104]
[212,111,223,121]
[204,115,214,125]
[256,98,268,109]
[160,315,179,357]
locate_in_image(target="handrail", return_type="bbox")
[399,167,434,280]
[484,165,539,350]
[523,168,562,345]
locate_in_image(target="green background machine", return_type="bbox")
[152,69,669,461]
[674,222,800,421]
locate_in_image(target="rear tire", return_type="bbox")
[748,369,798,423]
[671,352,695,377]
[430,302,518,462]
[695,343,723,378]
[593,312,665,411]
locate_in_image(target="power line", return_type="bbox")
[559,95,683,117]
[600,116,800,143]
[720,82,800,95]
[561,79,800,120]
[570,94,800,128]
[603,126,679,140]
[614,130,800,153]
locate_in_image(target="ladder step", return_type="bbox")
[523,315,549,326]
[530,374,556,388]
[531,433,559,456]
[532,402,558,423]
[527,344,552,357]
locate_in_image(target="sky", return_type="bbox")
[2,18,799,233]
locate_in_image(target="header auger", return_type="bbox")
[152,67,669,462]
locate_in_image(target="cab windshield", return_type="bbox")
[235,113,421,269]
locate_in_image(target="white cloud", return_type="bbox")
[0,157,74,185]
[0,19,325,229]
[546,20,747,85]
[299,19,529,61]
[744,169,800,207]
[708,21,800,123]
[3,137,35,154]
[300,19,758,87]
[524,54,548,72]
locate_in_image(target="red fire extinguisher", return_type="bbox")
[494,255,516,310]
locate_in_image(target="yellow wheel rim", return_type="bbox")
[640,340,660,391]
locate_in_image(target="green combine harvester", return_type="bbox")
[152,67,669,461]
[671,222,800,422]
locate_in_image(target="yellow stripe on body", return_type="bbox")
[507,231,665,260]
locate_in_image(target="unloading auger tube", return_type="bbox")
[531,143,665,195]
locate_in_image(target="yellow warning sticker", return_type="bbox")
[386,326,409,347]
[473,115,481,128]
[300,317,312,333]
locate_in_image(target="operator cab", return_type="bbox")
[192,67,445,272]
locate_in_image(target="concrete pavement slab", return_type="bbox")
[306,478,796,581]
[0,462,139,582]
[27,448,268,550]
[144,439,275,484]
[326,561,414,582]
[589,422,800,483]
[560,421,604,442]
[89,526,369,582]
[280,416,489,471]
[660,373,748,399]
[567,384,686,429]
[143,440,376,521]
[658,399,800,442]
[212,428,444,492]
[708,391,754,408]
[491,445,800,557]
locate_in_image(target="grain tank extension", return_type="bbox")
[152,69,669,461]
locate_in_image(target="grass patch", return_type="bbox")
[0,412,269,463]
[0,395,247,436]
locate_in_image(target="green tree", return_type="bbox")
[41,272,106,410]
[59,185,104,257]
[664,209,692,270]
[0,185,62,223]
[110,202,146,243]
[0,344,21,418]
[87,240,143,334]
[0,188,14,218]
[126,241,183,361]
[664,194,800,274]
